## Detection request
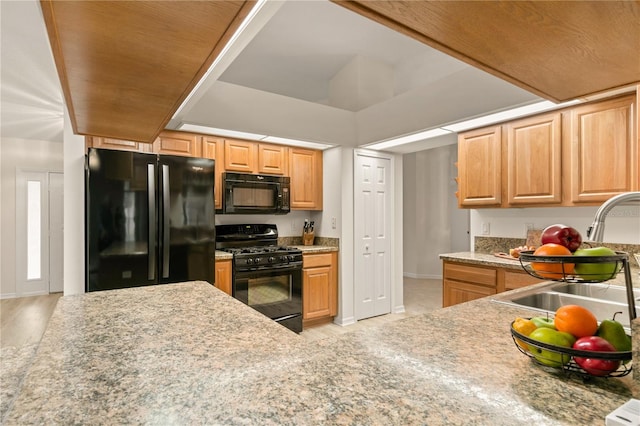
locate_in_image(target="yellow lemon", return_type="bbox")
[512,317,537,351]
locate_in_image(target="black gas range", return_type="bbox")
[215,224,303,333]
[221,245,303,271]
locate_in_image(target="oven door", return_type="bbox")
[233,265,302,332]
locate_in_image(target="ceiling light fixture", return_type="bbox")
[178,123,266,140]
[177,123,335,151]
[364,128,453,151]
[365,98,584,151]
[260,135,334,150]
[441,99,582,133]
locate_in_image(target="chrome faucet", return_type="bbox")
[586,191,640,242]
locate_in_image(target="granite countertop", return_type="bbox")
[440,251,529,270]
[440,251,640,287]
[214,250,233,260]
[291,245,339,254]
[4,281,637,425]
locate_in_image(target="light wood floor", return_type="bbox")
[300,277,443,341]
[0,278,442,348]
[1,292,63,349]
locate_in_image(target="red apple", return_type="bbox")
[540,224,582,252]
[572,336,620,376]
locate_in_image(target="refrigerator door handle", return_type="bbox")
[162,164,170,278]
[148,164,156,280]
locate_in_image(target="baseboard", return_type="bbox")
[392,304,406,314]
[0,293,17,300]
[403,272,442,280]
[334,316,356,327]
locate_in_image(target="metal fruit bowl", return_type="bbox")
[510,320,632,379]
[518,250,627,283]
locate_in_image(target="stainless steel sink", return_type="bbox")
[551,282,640,304]
[492,281,640,330]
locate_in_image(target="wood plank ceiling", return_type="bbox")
[333,1,640,103]
[40,0,255,143]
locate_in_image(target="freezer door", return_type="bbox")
[86,149,158,291]
[158,155,216,284]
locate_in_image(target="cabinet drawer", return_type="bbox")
[443,262,496,287]
[504,270,544,290]
[303,253,333,268]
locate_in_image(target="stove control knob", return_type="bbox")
[268,256,276,263]
[254,257,261,264]
[287,255,294,262]
[246,258,254,265]
[281,255,289,263]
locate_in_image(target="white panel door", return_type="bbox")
[49,172,64,293]
[354,152,391,320]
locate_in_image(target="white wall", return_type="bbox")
[0,138,63,298]
[470,206,640,247]
[63,108,86,295]
[403,144,469,279]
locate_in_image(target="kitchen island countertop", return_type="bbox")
[4,281,636,425]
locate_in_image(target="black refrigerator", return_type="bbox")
[86,148,216,292]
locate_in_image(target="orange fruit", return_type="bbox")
[554,305,598,338]
[531,243,575,280]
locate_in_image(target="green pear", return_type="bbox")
[596,319,632,352]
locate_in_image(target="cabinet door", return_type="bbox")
[289,148,323,210]
[258,143,288,175]
[502,270,544,292]
[443,280,496,307]
[154,131,201,157]
[214,259,232,296]
[505,112,562,206]
[224,139,257,172]
[202,136,225,210]
[303,265,334,320]
[567,95,637,203]
[88,136,152,152]
[457,126,502,207]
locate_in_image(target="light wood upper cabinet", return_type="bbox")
[86,136,152,152]
[457,93,638,208]
[201,135,225,210]
[505,112,562,206]
[457,126,502,207]
[153,131,201,157]
[258,143,288,175]
[224,139,257,173]
[289,147,323,210]
[565,95,638,204]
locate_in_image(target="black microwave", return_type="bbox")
[222,172,290,214]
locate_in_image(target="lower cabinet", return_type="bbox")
[303,252,338,327]
[214,259,232,296]
[442,260,543,307]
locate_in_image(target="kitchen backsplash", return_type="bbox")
[279,236,339,248]
[475,236,640,268]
